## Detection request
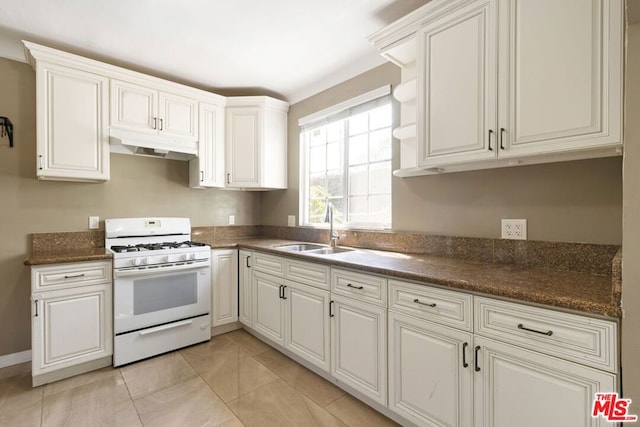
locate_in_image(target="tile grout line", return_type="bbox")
[116,368,145,426]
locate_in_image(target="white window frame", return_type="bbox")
[299,85,392,230]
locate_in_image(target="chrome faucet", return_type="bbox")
[324,201,339,247]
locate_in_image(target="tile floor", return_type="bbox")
[0,330,400,426]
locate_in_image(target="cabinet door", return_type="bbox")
[226,107,261,187]
[32,284,112,376]
[284,280,330,373]
[110,80,158,134]
[238,250,253,327]
[252,271,285,345]
[474,336,617,427]
[36,63,109,181]
[417,0,498,167]
[158,92,198,139]
[388,311,473,427]
[497,0,622,157]
[211,249,238,327]
[190,102,225,188]
[331,295,387,405]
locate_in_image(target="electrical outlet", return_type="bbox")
[287,215,296,227]
[228,215,235,225]
[89,216,99,230]
[501,219,527,240]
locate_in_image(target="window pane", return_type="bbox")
[348,196,368,223]
[308,198,326,224]
[369,104,392,130]
[349,112,368,136]
[309,173,325,190]
[348,165,368,196]
[348,134,368,165]
[309,128,326,146]
[327,121,343,143]
[369,129,391,162]
[327,171,344,198]
[309,145,326,173]
[330,197,345,224]
[369,161,391,195]
[369,195,391,224]
[326,142,343,171]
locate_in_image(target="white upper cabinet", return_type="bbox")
[225,97,289,190]
[417,0,498,166]
[111,79,198,140]
[32,61,110,182]
[369,0,623,175]
[189,101,226,188]
[497,0,622,158]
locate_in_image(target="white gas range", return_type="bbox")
[105,217,212,366]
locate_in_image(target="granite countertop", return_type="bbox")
[23,235,621,318]
[24,248,112,265]
[227,238,621,318]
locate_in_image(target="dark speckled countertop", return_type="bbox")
[226,239,621,318]
[24,232,621,318]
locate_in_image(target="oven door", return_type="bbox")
[113,262,211,335]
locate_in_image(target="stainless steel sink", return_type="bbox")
[305,247,353,255]
[276,243,325,252]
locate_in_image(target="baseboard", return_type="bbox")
[0,350,32,368]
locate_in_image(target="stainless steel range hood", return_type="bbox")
[109,128,198,161]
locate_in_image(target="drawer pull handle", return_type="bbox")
[517,323,553,336]
[347,283,364,290]
[64,273,85,279]
[475,345,481,372]
[413,298,436,308]
[462,342,469,368]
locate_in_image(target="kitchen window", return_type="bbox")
[299,86,392,229]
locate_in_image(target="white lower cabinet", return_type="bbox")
[238,250,253,327]
[284,280,330,372]
[388,310,473,426]
[211,249,238,327]
[245,254,619,427]
[331,294,387,405]
[474,336,616,427]
[31,261,113,386]
[252,270,286,345]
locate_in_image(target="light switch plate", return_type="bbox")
[89,216,99,230]
[287,215,296,227]
[228,215,235,225]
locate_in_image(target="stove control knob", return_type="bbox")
[189,253,197,260]
[181,254,189,261]
[162,256,169,263]
[141,257,149,265]
[131,258,142,266]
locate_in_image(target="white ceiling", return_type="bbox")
[0,0,431,103]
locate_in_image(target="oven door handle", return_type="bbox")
[114,262,209,278]
[138,319,193,336]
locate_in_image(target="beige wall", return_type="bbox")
[622,23,640,414]
[261,63,623,245]
[0,57,261,356]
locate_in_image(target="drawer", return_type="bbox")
[252,252,285,276]
[474,297,618,372]
[32,261,112,292]
[331,268,387,307]
[284,259,330,290]
[388,280,472,331]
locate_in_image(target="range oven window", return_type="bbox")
[133,272,198,315]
